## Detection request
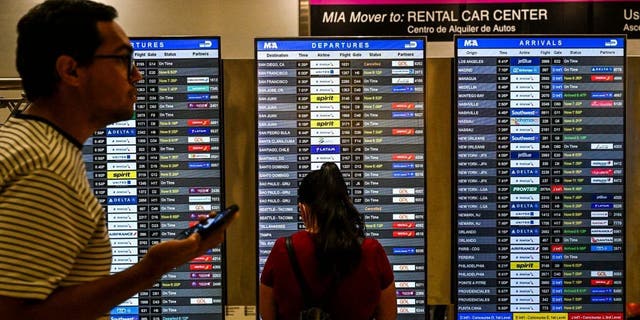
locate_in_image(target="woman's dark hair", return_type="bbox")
[16,0,118,101]
[298,162,366,278]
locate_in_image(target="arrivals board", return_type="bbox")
[454,36,625,320]
[83,37,225,320]
[256,37,426,318]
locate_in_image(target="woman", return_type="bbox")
[260,162,397,320]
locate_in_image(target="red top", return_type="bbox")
[261,231,394,320]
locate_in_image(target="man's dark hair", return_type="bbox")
[16,0,118,101]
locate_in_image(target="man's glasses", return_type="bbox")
[93,53,134,78]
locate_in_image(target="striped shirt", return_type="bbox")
[0,114,111,302]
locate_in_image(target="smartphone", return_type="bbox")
[175,204,239,240]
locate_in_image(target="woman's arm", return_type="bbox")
[259,283,277,320]
[375,282,397,320]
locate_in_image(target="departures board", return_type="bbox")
[256,37,427,318]
[83,37,226,320]
[454,36,625,320]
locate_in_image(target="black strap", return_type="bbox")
[285,236,314,308]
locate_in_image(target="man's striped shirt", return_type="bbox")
[0,114,111,300]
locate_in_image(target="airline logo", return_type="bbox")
[393,197,415,203]
[591,100,614,107]
[311,137,340,145]
[510,134,540,143]
[510,262,539,270]
[108,222,137,230]
[591,237,614,243]
[511,126,540,134]
[591,271,614,277]
[107,179,136,186]
[310,145,340,154]
[189,204,212,212]
[310,111,340,119]
[510,160,540,167]
[591,220,610,226]
[591,143,614,150]
[311,154,341,162]
[393,222,416,228]
[591,160,614,166]
[392,128,416,135]
[310,77,339,85]
[511,288,540,295]
[189,153,212,159]
[510,177,540,184]
[393,264,417,271]
[591,228,614,235]
[510,211,540,218]
[510,151,540,159]
[310,69,340,75]
[392,60,415,67]
[310,86,340,94]
[509,245,540,253]
[393,214,416,220]
[510,219,540,226]
[393,154,416,161]
[107,162,137,171]
[189,196,212,203]
[391,69,415,75]
[591,177,614,184]
[106,128,136,137]
[591,279,614,286]
[311,120,340,128]
[510,109,540,117]
[310,103,340,111]
[310,60,339,68]
[395,281,416,288]
[510,254,540,263]
[511,100,540,108]
[591,168,614,176]
[107,146,136,153]
[188,119,211,126]
[510,143,540,151]
[511,271,540,278]
[392,77,415,84]
[109,120,136,128]
[262,42,277,49]
[107,205,137,213]
[591,211,610,218]
[510,168,540,176]
[510,117,540,126]
[511,296,540,304]
[392,103,416,110]
[509,237,540,245]
[188,136,211,143]
[188,145,211,152]
[108,213,137,221]
[311,129,340,136]
[107,154,136,161]
[511,279,540,286]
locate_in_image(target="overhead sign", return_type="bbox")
[309,0,640,40]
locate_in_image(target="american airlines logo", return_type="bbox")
[263,42,278,49]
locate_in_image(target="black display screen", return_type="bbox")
[83,37,225,320]
[256,37,427,318]
[453,36,625,320]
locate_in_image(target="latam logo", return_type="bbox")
[263,42,278,49]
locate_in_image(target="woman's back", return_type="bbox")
[261,230,394,320]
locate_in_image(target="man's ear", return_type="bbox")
[55,55,81,86]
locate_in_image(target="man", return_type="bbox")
[0,1,238,319]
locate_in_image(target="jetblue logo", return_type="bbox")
[263,42,278,49]
[463,39,478,47]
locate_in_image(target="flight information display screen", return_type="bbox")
[454,36,625,320]
[256,37,426,318]
[83,37,225,320]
